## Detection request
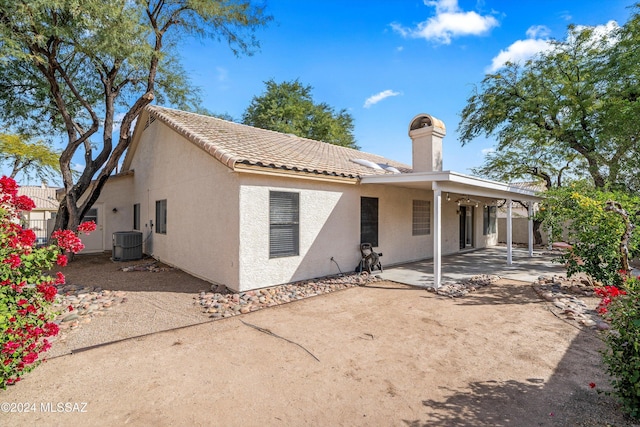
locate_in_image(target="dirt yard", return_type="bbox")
[1,254,638,426]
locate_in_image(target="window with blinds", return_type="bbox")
[155,199,167,234]
[412,200,430,235]
[360,197,379,246]
[269,191,299,258]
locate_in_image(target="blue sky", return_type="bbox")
[177,0,634,174]
[9,1,635,185]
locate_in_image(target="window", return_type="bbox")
[84,208,98,225]
[360,197,379,246]
[483,205,497,235]
[133,203,140,230]
[269,191,299,258]
[412,200,430,236]
[155,199,167,234]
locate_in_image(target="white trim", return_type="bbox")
[433,188,442,288]
[361,170,542,201]
[528,203,534,257]
[506,199,513,265]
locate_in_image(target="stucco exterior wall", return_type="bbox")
[236,178,498,291]
[86,174,135,253]
[98,120,241,288]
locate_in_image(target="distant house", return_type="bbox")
[89,105,540,291]
[18,184,60,244]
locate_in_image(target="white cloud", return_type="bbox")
[486,37,552,73]
[481,147,495,155]
[487,21,619,73]
[391,0,499,45]
[363,90,401,108]
[572,20,619,45]
[526,25,551,39]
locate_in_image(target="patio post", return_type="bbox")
[506,198,513,265]
[528,202,534,257]
[433,187,442,288]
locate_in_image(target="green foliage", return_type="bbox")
[600,281,640,420]
[537,183,640,286]
[0,133,61,182]
[459,13,640,191]
[242,79,358,149]
[0,0,272,231]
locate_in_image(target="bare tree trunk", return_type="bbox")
[605,200,635,273]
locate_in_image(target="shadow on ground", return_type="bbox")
[402,324,636,427]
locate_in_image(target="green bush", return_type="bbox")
[537,183,640,286]
[599,277,640,420]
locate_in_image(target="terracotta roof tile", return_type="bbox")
[146,105,412,178]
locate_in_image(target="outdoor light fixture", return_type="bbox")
[446,193,451,201]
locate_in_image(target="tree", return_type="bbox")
[0,0,271,232]
[242,79,358,149]
[459,19,640,191]
[0,133,60,183]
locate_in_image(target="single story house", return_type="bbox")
[88,105,541,291]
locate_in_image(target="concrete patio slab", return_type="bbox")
[381,247,566,287]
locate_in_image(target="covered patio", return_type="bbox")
[380,246,566,288]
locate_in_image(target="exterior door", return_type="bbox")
[79,204,104,253]
[459,206,474,250]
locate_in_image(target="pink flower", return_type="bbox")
[56,254,68,267]
[77,221,96,234]
[51,229,85,253]
[3,253,21,269]
[13,195,35,211]
[589,382,596,389]
[18,228,36,247]
[55,272,65,285]
[0,176,18,197]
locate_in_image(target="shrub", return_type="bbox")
[537,183,640,286]
[598,276,640,419]
[0,176,94,388]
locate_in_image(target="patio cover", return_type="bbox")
[360,170,543,288]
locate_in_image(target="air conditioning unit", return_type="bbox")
[112,231,143,261]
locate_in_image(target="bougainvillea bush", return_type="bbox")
[597,274,640,420]
[0,176,95,388]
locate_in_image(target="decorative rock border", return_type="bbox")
[532,275,609,330]
[50,284,127,341]
[428,274,501,298]
[195,274,381,318]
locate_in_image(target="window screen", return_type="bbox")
[360,197,379,246]
[269,191,299,258]
[155,199,167,234]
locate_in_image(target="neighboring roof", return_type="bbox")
[510,181,547,192]
[17,185,60,210]
[126,105,412,179]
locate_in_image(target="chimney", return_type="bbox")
[408,114,446,172]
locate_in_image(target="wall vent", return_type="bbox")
[112,231,143,261]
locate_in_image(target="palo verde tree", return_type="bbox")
[459,14,640,192]
[0,133,61,183]
[0,0,271,232]
[243,79,359,149]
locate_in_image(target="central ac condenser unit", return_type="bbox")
[112,231,143,261]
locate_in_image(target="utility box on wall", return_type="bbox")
[112,231,143,261]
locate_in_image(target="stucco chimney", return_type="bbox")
[408,114,446,172]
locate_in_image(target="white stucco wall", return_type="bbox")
[98,120,241,288]
[96,119,501,292]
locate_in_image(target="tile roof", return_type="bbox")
[145,105,412,178]
[17,186,60,210]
